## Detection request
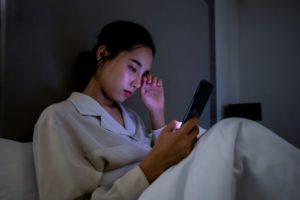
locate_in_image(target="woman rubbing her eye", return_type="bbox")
[33,20,300,200]
[33,21,199,200]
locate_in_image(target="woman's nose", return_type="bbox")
[132,76,142,89]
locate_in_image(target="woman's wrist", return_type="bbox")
[139,152,166,183]
[149,108,165,129]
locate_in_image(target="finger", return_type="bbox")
[150,75,160,85]
[157,79,163,87]
[188,126,199,139]
[163,120,178,132]
[147,74,153,84]
[143,74,153,84]
[190,135,198,151]
[186,126,199,150]
[179,118,198,133]
[152,76,158,85]
[142,75,148,83]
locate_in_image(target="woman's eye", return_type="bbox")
[128,66,137,73]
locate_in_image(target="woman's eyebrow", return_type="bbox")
[129,58,142,67]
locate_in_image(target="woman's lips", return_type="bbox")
[124,90,133,97]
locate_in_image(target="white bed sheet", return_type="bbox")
[139,118,300,200]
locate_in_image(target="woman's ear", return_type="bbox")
[96,45,109,61]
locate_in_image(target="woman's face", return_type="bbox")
[98,46,153,103]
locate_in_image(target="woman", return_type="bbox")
[33,21,199,199]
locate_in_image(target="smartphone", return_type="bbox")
[182,80,214,123]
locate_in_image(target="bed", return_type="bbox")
[0,138,38,200]
[1,118,299,200]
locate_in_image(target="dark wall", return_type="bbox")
[238,0,300,148]
[1,0,210,141]
[214,0,300,148]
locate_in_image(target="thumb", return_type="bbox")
[164,120,181,132]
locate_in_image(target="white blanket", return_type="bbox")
[139,118,300,200]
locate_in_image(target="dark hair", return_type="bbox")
[93,20,155,59]
[73,21,155,91]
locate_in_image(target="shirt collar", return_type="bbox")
[68,92,103,116]
[68,92,136,136]
[118,103,137,135]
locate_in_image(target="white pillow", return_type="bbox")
[0,138,38,200]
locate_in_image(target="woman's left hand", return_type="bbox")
[140,74,165,129]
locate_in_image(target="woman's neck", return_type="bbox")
[83,76,115,108]
[83,76,125,127]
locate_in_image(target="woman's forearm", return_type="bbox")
[149,109,165,130]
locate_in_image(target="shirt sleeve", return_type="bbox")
[151,124,207,142]
[33,108,149,200]
[151,126,165,142]
[92,166,149,200]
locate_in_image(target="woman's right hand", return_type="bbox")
[139,118,199,183]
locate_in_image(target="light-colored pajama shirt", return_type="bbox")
[34,92,159,200]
